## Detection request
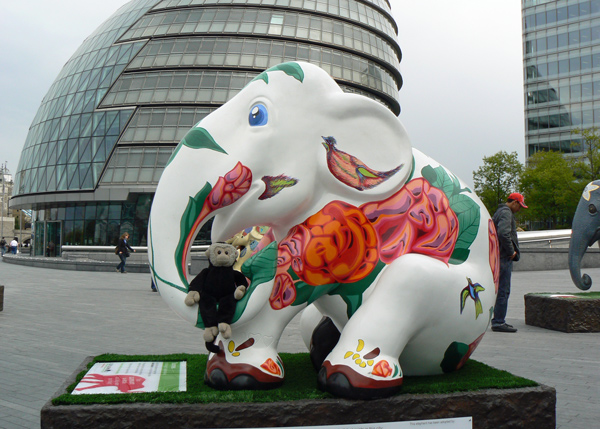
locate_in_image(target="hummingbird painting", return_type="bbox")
[460,277,485,319]
[321,136,403,191]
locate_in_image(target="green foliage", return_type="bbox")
[570,127,600,181]
[52,353,537,406]
[519,151,580,229]
[472,151,523,215]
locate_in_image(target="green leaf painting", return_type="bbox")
[290,261,385,318]
[167,127,226,166]
[176,183,212,286]
[251,62,305,85]
[240,241,278,295]
[421,165,480,264]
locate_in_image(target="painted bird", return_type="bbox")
[460,277,485,319]
[321,136,403,191]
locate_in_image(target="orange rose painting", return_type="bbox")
[278,201,379,286]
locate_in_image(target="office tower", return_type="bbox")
[523,0,600,156]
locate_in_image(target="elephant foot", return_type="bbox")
[318,361,403,400]
[204,342,284,391]
[318,338,403,399]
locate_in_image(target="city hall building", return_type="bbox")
[10,0,402,256]
[522,0,600,156]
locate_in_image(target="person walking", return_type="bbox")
[9,238,18,254]
[116,232,135,273]
[0,237,6,256]
[491,192,527,333]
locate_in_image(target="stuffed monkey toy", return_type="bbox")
[184,242,248,353]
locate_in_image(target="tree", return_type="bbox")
[570,127,600,182]
[519,151,580,229]
[472,151,523,215]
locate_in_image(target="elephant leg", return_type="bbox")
[318,256,434,399]
[204,301,306,390]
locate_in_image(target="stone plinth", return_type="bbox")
[41,357,556,429]
[525,293,600,332]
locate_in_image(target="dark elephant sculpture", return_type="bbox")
[569,180,600,290]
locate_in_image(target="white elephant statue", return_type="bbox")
[148,62,499,399]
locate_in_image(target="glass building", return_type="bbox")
[11,0,402,256]
[522,0,600,157]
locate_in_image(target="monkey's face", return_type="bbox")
[208,243,237,267]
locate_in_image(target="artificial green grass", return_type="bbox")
[52,353,538,406]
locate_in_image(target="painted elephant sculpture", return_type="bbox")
[148,62,499,399]
[569,180,600,290]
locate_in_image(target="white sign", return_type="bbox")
[73,361,186,394]
[248,418,473,429]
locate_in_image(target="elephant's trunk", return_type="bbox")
[568,231,593,290]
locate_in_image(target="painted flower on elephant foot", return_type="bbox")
[361,178,459,264]
[372,360,393,378]
[278,201,379,286]
[488,219,500,293]
[260,357,283,376]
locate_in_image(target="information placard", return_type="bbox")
[73,361,186,394]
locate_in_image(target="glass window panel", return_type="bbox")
[129,150,143,166]
[113,167,126,182]
[139,167,154,182]
[108,204,121,219]
[124,167,139,182]
[142,151,157,166]
[85,204,96,219]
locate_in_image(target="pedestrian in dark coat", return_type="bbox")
[116,232,135,273]
[491,192,527,333]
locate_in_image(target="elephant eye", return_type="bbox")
[249,103,268,126]
[589,204,597,214]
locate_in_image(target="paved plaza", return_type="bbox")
[0,261,599,428]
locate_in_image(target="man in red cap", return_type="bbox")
[491,192,527,332]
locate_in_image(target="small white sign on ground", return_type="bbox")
[259,418,472,429]
[72,361,186,394]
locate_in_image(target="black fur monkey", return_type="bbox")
[184,242,248,353]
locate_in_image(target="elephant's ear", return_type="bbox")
[317,92,413,201]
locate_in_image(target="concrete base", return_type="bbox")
[525,293,600,332]
[41,357,556,429]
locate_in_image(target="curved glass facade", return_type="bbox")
[12,0,401,253]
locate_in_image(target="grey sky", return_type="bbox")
[0,0,524,188]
